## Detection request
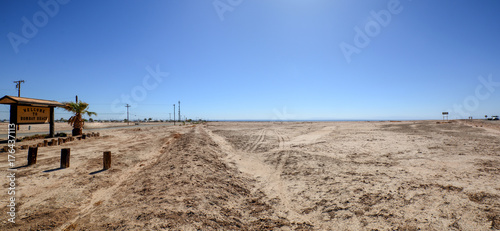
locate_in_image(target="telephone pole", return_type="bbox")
[173,104,176,125]
[125,104,131,125]
[178,101,181,122]
[14,80,25,97]
[14,80,25,130]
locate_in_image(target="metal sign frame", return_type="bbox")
[442,112,449,121]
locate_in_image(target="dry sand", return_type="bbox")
[0,122,165,139]
[0,120,499,230]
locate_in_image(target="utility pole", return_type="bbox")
[173,104,176,125]
[178,101,181,122]
[14,80,25,97]
[14,80,25,131]
[125,104,130,125]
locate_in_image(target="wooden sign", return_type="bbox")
[17,105,50,124]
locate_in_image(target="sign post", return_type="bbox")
[442,112,449,121]
[50,107,55,137]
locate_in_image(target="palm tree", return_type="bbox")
[62,101,97,136]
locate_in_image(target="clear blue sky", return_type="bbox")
[1,0,499,121]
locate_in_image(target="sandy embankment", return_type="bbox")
[0,121,499,230]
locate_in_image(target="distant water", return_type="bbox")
[213,119,424,122]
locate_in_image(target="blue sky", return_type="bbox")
[1,0,499,121]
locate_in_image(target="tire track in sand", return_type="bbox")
[273,129,290,150]
[202,126,308,224]
[244,129,267,153]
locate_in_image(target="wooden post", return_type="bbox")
[49,106,55,138]
[10,105,17,139]
[103,151,111,170]
[28,147,38,166]
[43,140,48,147]
[58,138,63,145]
[60,148,70,168]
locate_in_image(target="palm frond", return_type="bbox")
[61,100,97,130]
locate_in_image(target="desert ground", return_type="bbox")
[0,122,169,140]
[0,120,499,230]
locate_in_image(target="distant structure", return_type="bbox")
[178,101,181,122]
[442,112,449,121]
[125,104,130,125]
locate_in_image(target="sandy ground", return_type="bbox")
[0,122,171,140]
[0,122,168,139]
[0,120,499,230]
[0,122,131,134]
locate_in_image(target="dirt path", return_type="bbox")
[203,126,308,225]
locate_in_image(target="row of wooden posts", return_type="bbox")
[27,147,112,170]
[1,132,100,152]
